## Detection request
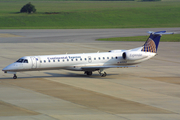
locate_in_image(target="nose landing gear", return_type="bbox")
[13,74,17,79]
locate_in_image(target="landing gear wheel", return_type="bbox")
[101,72,107,77]
[13,74,17,79]
[87,71,92,76]
[85,71,92,76]
[103,72,107,77]
[98,69,107,77]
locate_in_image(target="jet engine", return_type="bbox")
[122,51,148,61]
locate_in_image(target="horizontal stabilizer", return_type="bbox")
[147,31,174,35]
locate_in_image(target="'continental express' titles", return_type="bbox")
[47,56,81,60]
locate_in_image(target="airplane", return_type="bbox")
[2,31,173,79]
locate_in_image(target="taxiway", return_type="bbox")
[0,28,180,120]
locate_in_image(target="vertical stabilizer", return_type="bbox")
[141,31,174,53]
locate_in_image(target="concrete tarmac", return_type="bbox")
[0,29,180,120]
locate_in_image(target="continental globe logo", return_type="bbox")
[141,38,156,53]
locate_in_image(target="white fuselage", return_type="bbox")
[2,49,156,73]
[2,30,172,79]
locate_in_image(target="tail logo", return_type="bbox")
[141,38,156,53]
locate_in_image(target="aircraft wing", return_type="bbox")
[81,65,138,71]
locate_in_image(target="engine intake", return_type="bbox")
[122,52,126,59]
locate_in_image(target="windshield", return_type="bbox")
[16,59,29,63]
[23,59,28,63]
[16,59,24,63]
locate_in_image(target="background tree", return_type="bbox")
[20,2,36,13]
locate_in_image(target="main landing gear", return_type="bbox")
[84,70,107,77]
[13,74,17,79]
[100,72,107,77]
[98,70,107,77]
[84,71,92,76]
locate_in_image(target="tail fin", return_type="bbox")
[141,31,174,53]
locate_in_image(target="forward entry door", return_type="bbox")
[30,57,37,69]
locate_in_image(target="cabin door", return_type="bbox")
[30,57,37,69]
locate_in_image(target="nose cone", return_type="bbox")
[2,63,20,72]
[2,67,8,71]
[2,64,14,71]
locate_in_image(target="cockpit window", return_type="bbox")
[16,59,24,63]
[23,59,28,63]
[16,59,28,63]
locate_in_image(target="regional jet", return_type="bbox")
[2,31,173,79]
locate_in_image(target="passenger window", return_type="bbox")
[94,58,96,60]
[76,59,78,61]
[99,57,100,60]
[40,60,42,63]
[80,58,82,61]
[89,58,91,60]
[103,57,105,60]
[85,58,87,60]
[116,57,118,59]
[107,57,109,59]
[44,60,46,63]
[23,59,28,63]
[111,57,113,59]
[63,60,64,62]
[49,60,50,62]
[53,60,55,62]
[71,59,73,61]
[58,59,60,62]
[67,59,69,61]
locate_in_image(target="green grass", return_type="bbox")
[0,1,180,29]
[97,34,180,42]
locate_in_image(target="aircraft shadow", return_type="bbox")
[0,72,118,79]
